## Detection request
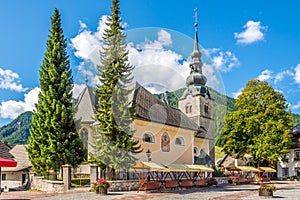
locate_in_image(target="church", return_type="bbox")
[74,23,215,169]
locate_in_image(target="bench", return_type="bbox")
[181,180,193,187]
[145,181,160,191]
[164,180,178,190]
[195,180,206,186]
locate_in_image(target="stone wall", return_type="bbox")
[107,178,228,192]
[108,180,140,192]
[30,175,64,192]
[215,177,229,185]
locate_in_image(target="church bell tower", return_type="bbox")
[178,9,214,164]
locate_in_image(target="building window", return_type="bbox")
[296,167,300,176]
[142,132,155,143]
[186,104,192,114]
[175,137,185,146]
[2,174,6,180]
[194,147,198,155]
[295,150,300,161]
[80,128,88,150]
[204,103,209,113]
[282,168,289,177]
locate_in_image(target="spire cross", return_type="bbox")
[194,8,198,28]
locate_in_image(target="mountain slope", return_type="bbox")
[0,111,32,144]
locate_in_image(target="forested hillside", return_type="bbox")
[0,111,32,144]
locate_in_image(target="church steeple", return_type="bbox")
[180,8,209,98]
[190,8,203,74]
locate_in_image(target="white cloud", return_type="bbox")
[0,67,28,92]
[292,101,300,110]
[0,85,88,119]
[294,64,300,84]
[232,88,243,99]
[209,49,240,72]
[0,87,40,119]
[234,20,267,44]
[157,29,172,46]
[274,70,293,84]
[71,16,225,93]
[257,69,272,81]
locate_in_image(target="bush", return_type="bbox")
[206,177,218,186]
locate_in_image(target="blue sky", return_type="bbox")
[0,0,300,126]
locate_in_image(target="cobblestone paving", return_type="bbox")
[1,181,300,200]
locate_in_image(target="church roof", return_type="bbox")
[75,83,200,132]
[0,141,14,160]
[292,123,300,134]
[132,83,199,131]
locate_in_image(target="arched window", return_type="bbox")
[80,128,88,150]
[194,147,198,155]
[142,132,155,143]
[175,137,185,146]
[186,103,192,113]
[204,103,209,113]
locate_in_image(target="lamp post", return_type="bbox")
[146,149,151,161]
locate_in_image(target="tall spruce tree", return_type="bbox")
[90,0,141,179]
[27,8,86,177]
[222,79,292,166]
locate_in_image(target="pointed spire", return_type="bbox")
[189,8,203,74]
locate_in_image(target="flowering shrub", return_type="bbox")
[206,177,218,186]
[259,183,276,193]
[229,176,238,184]
[93,178,110,193]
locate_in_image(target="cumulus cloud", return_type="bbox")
[294,64,300,84]
[292,101,300,110]
[232,88,243,99]
[71,16,226,93]
[0,84,88,119]
[274,70,293,84]
[234,20,267,44]
[0,67,28,92]
[0,87,40,119]
[208,48,240,72]
[257,69,272,81]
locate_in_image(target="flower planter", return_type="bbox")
[99,188,108,195]
[259,189,273,197]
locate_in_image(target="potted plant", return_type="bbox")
[258,183,276,197]
[206,177,218,186]
[229,176,238,185]
[93,178,110,195]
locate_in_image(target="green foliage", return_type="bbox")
[222,79,293,165]
[0,111,32,144]
[293,113,300,125]
[27,8,86,176]
[90,0,141,179]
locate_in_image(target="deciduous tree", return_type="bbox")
[222,79,292,166]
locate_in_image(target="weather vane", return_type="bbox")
[194,8,198,28]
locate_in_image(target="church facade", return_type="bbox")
[74,24,215,168]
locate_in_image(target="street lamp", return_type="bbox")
[146,149,151,161]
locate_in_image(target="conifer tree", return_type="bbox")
[90,0,141,179]
[222,79,292,166]
[27,8,86,177]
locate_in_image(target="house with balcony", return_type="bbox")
[277,123,300,179]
